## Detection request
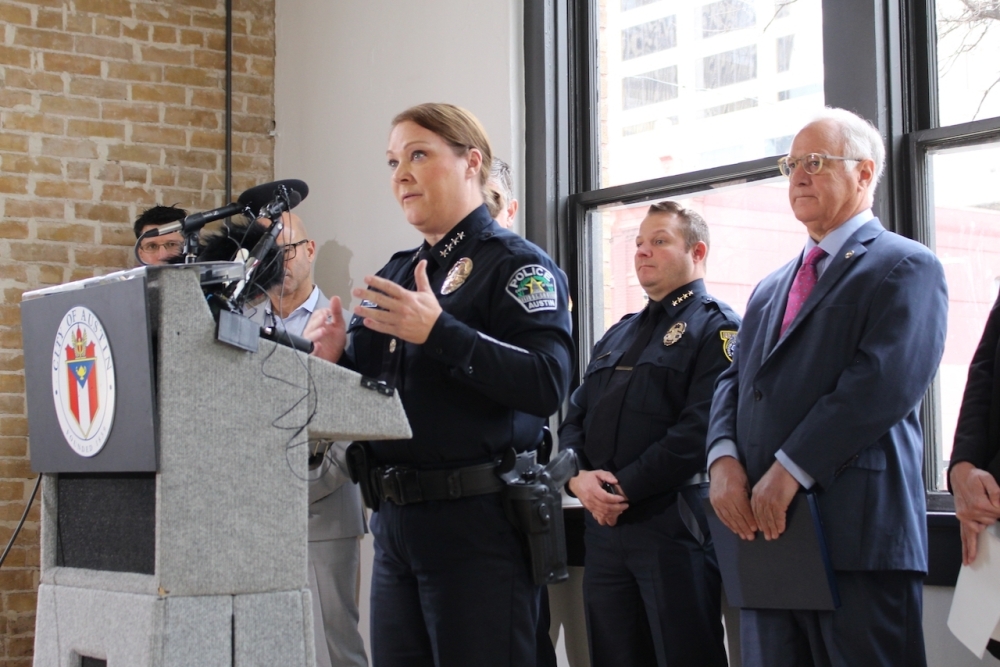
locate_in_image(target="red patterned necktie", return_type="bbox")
[780,246,827,337]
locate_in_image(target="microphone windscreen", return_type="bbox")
[188,220,285,298]
[237,179,309,213]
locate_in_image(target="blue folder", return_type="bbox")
[703,492,840,610]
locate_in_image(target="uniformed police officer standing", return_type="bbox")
[559,201,738,667]
[306,103,574,667]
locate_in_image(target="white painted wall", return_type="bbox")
[274,0,524,308]
[272,2,1000,666]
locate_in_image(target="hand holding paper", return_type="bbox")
[948,523,1000,659]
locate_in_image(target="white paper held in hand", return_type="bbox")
[948,523,1000,658]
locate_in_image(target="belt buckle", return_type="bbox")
[381,467,423,505]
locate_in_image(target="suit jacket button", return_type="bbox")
[753,389,762,401]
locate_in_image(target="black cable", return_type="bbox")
[0,474,42,569]
[224,0,233,208]
[256,282,327,484]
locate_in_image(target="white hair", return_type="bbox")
[806,107,885,189]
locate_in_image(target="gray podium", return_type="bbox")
[21,266,411,667]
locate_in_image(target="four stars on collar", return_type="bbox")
[440,231,466,258]
[671,290,694,307]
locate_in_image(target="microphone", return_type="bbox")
[225,179,309,307]
[144,179,310,237]
[145,202,245,237]
[239,179,308,219]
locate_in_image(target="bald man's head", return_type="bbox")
[270,212,317,317]
[277,212,305,245]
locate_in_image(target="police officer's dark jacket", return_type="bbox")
[341,204,574,468]
[559,279,739,518]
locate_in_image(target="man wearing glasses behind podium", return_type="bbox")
[133,205,186,265]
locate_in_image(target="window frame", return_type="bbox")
[908,114,1000,509]
[524,0,990,527]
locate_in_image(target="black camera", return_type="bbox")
[499,448,579,586]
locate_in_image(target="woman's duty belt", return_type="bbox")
[344,442,503,510]
[375,462,504,506]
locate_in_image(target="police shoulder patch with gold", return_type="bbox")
[441,257,473,295]
[506,264,558,313]
[719,330,737,362]
[663,321,686,346]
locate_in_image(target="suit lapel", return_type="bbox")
[765,219,885,357]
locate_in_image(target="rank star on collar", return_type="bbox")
[671,290,694,307]
[440,231,466,258]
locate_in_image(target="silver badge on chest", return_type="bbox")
[441,257,473,295]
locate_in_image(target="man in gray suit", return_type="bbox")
[263,212,369,667]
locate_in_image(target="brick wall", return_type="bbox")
[0,1,275,661]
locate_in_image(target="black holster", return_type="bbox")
[499,448,578,586]
[345,441,380,512]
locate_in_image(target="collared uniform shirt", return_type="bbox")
[342,204,574,468]
[559,280,740,518]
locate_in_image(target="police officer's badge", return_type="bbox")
[441,257,473,295]
[663,322,686,346]
[506,265,558,313]
[720,330,737,362]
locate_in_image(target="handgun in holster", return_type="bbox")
[498,442,579,586]
[345,441,380,512]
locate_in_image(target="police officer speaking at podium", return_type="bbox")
[559,201,738,667]
[305,103,574,667]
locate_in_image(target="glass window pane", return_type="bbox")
[596,0,825,188]
[702,0,756,38]
[623,66,679,109]
[583,178,800,343]
[622,16,677,60]
[622,0,662,10]
[929,139,1000,490]
[936,0,1000,126]
[700,45,758,89]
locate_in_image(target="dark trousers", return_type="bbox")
[369,493,537,667]
[583,485,728,667]
[740,570,926,667]
[537,586,558,667]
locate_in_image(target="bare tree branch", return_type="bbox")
[973,72,1000,119]
[938,0,999,85]
[958,0,1000,21]
[762,0,798,33]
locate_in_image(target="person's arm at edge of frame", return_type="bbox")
[951,294,1000,564]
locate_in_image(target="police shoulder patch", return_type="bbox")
[506,264,558,313]
[720,330,737,362]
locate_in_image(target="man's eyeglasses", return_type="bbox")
[138,240,183,256]
[777,153,863,177]
[280,239,310,260]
